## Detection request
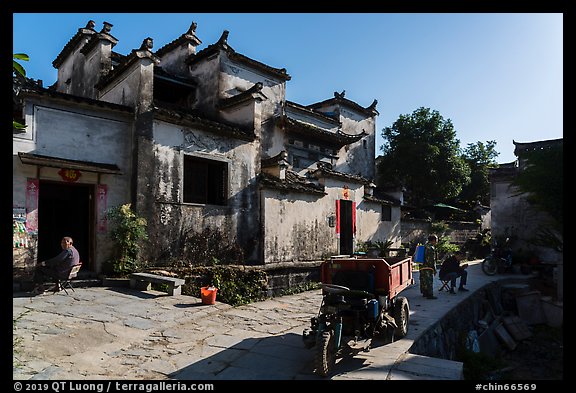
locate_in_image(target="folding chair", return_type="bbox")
[438,278,451,292]
[55,263,82,295]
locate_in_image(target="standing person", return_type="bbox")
[420,234,438,299]
[439,250,469,294]
[31,236,80,295]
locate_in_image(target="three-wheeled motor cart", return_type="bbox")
[303,256,414,377]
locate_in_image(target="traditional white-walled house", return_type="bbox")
[13,20,402,286]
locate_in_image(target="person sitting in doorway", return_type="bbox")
[439,250,469,294]
[30,236,80,295]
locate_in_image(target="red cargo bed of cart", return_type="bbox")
[320,256,414,298]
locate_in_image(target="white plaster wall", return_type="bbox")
[219,101,255,129]
[55,36,92,94]
[334,114,376,179]
[159,44,196,76]
[262,174,401,263]
[262,190,336,263]
[12,98,133,271]
[99,62,142,107]
[262,176,402,263]
[189,56,220,112]
[356,200,402,247]
[220,59,285,117]
[264,125,287,158]
[153,119,258,233]
[32,105,130,168]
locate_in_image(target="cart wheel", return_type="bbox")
[393,296,409,339]
[315,330,336,377]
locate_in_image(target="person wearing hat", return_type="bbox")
[420,234,439,299]
[439,250,469,294]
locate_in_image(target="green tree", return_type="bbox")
[512,144,563,251]
[13,53,29,131]
[458,141,500,207]
[377,107,470,208]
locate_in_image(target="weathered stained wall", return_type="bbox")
[262,189,335,263]
[12,97,133,272]
[150,119,261,262]
[262,177,399,263]
[490,177,560,264]
[335,109,376,180]
[357,200,401,246]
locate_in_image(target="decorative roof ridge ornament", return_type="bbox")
[366,99,379,115]
[217,30,230,48]
[100,21,113,34]
[140,37,154,51]
[334,90,346,99]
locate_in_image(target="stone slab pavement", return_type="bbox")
[13,260,521,381]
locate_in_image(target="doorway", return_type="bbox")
[37,180,93,270]
[338,199,354,255]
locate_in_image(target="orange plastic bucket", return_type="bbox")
[200,286,218,305]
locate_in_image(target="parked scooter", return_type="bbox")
[481,237,513,275]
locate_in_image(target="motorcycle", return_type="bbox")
[481,237,513,275]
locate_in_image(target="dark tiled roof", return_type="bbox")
[276,115,366,147]
[186,30,291,81]
[155,22,202,58]
[219,82,267,110]
[95,45,160,90]
[285,101,341,125]
[307,91,379,117]
[154,66,197,87]
[363,195,394,206]
[310,166,370,185]
[259,171,326,195]
[16,77,133,113]
[153,100,255,142]
[18,152,122,174]
[489,164,518,179]
[367,189,402,206]
[53,21,97,68]
[513,138,563,157]
[261,151,288,168]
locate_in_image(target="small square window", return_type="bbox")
[183,155,227,205]
[381,205,391,221]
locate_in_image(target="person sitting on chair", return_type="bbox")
[31,236,80,295]
[439,250,469,294]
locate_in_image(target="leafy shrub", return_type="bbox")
[183,265,268,306]
[104,204,148,276]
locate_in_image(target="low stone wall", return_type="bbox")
[401,219,481,246]
[408,278,562,361]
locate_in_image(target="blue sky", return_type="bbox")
[13,13,563,164]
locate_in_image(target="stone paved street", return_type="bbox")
[13,260,526,380]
